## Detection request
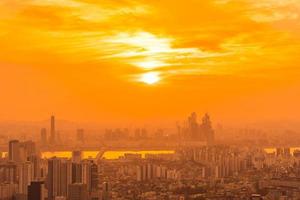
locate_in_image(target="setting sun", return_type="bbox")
[140,72,160,85]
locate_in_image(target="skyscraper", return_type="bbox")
[90,162,99,193]
[82,160,99,194]
[47,158,73,199]
[48,158,61,200]
[27,181,45,200]
[8,140,20,162]
[60,160,72,197]
[27,155,41,180]
[188,112,198,139]
[50,115,55,144]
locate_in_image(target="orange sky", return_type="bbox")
[0,0,300,125]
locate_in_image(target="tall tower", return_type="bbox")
[50,115,55,144]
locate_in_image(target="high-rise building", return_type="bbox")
[72,163,82,183]
[68,183,88,200]
[90,162,99,192]
[27,181,45,200]
[136,164,153,181]
[102,182,110,200]
[82,160,99,194]
[136,164,158,181]
[18,161,33,195]
[82,161,91,191]
[48,158,61,200]
[9,140,20,162]
[188,112,198,139]
[136,165,143,181]
[48,158,73,199]
[147,164,154,180]
[60,160,72,197]
[27,155,41,180]
[40,128,47,145]
[201,113,215,144]
[184,113,215,144]
[19,140,37,161]
[0,162,18,183]
[50,115,55,144]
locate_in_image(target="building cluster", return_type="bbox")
[4,139,300,199]
[40,116,57,145]
[104,128,165,141]
[40,116,85,146]
[85,146,256,199]
[104,129,130,141]
[178,113,215,144]
[0,140,109,200]
[97,146,300,199]
[178,146,253,179]
[3,116,300,199]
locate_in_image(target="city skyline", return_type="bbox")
[2,1,300,199]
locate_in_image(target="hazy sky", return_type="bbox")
[0,0,300,124]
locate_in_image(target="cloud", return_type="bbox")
[0,0,299,83]
[101,31,230,77]
[218,0,300,22]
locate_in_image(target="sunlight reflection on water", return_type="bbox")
[41,150,175,159]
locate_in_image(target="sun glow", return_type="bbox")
[133,60,168,70]
[140,72,160,85]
